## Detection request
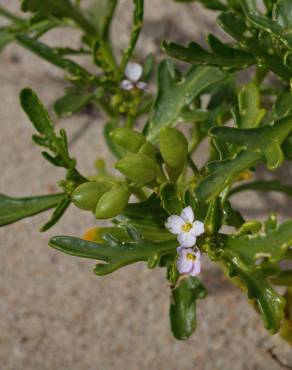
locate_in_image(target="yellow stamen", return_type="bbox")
[187,253,196,261]
[181,222,192,232]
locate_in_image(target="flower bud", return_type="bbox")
[159,128,188,169]
[115,153,157,183]
[95,184,130,219]
[110,128,146,153]
[72,182,112,211]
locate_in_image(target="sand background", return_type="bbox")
[0,1,292,369]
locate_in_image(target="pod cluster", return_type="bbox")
[72,127,188,219]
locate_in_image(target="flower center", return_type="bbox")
[186,253,196,261]
[181,222,192,233]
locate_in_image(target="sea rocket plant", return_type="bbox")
[1,0,292,346]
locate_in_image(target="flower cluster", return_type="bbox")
[165,206,204,277]
[120,62,147,91]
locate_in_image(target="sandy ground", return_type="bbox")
[0,1,292,369]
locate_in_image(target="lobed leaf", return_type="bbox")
[49,226,177,275]
[146,60,226,142]
[0,193,65,226]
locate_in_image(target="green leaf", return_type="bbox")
[20,88,55,139]
[146,60,226,142]
[279,288,292,344]
[170,276,207,340]
[222,217,292,333]
[49,226,177,275]
[227,217,292,265]
[218,11,292,81]
[21,0,97,36]
[210,116,292,169]
[242,0,292,51]
[223,248,286,334]
[16,35,95,84]
[273,91,292,119]
[114,194,168,228]
[40,196,71,232]
[160,182,183,215]
[54,91,94,117]
[229,180,292,197]
[162,35,256,71]
[232,83,266,129]
[120,0,144,73]
[87,0,118,40]
[0,28,14,50]
[0,193,65,226]
[196,116,292,201]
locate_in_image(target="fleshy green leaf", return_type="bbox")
[273,91,292,120]
[218,11,292,81]
[196,116,292,201]
[222,217,292,333]
[146,60,226,142]
[227,217,292,265]
[229,180,292,198]
[163,35,256,71]
[160,182,183,215]
[243,0,292,51]
[223,248,286,334]
[170,276,207,340]
[210,116,292,169]
[21,0,97,36]
[40,196,71,232]
[16,35,95,84]
[114,194,168,228]
[120,0,144,73]
[0,193,65,226]
[232,83,266,129]
[49,226,177,275]
[54,91,94,117]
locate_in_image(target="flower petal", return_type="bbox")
[165,215,184,235]
[120,79,134,90]
[136,81,147,90]
[125,62,142,82]
[190,220,205,237]
[190,260,201,276]
[177,250,193,274]
[180,206,194,223]
[178,232,196,248]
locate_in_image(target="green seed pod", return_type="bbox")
[95,184,130,219]
[138,142,157,161]
[159,127,188,169]
[110,128,146,153]
[72,182,112,211]
[115,153,157,183]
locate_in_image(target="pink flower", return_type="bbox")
[120,62,147,91]
[165,206,204,248]
[176,247,201,276]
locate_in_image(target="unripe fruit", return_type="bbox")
[72,182,112,211]
[138,142,156,161]
[95,184,130,219]
[159,127,188,169]
[110,128,146,153]
[115,153,157,183]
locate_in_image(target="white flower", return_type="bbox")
[165,206,204,248]
[120,62,147,91]
[176,247,201,276]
